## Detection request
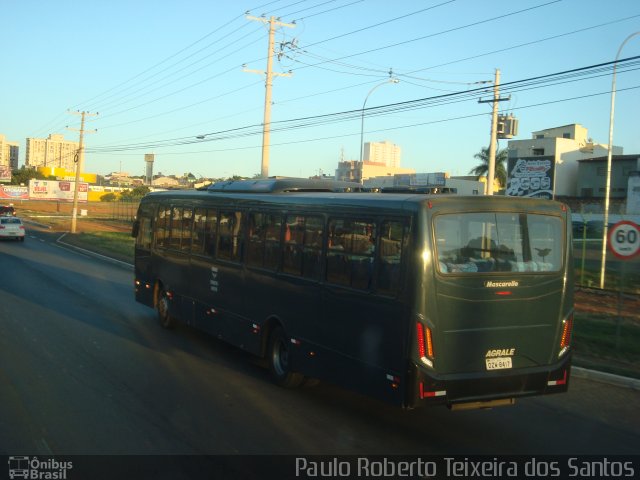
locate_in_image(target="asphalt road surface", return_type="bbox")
[1,227,638,472]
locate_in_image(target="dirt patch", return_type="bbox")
[17,200,134,234]
[575,288,640,321]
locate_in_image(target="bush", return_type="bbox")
[100,193,117,202]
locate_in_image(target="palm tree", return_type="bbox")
[469,146,508,189]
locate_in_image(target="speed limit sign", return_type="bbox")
[608,220,640,259]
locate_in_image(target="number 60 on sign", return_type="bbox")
[608,220,640,259]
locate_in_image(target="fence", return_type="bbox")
[568,198,639,294]
[109,200,140,223]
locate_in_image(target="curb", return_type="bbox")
[22,218,53,229]
[571,366,640,391]
[56,233,134,271]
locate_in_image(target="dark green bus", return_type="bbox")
[133,178,574,410]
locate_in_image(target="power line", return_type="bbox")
[37,1,591,140]
[289,0,561,73]
[88,84,640,158]
[402,13,640,76]
[290,0,364,22]
[86,56,640,153]
[83,24,263,113]
[29,2,302,138]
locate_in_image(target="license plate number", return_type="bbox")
[486,357,512,370]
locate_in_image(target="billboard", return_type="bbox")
[506,156,555,199]
[0,166,11,183]
[36,166,97,184]
[394,172,446,187]
[29,180,88,202]
[0,185,29,200]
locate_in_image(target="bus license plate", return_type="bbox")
[486,357,512,370]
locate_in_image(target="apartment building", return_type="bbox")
[26,134,80,171]
[363,140,401,167]
[0,134,19,181]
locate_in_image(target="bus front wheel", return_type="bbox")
[157,289,175,329]
[268,326,304,388]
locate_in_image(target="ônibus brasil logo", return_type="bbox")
[8,456,73,479]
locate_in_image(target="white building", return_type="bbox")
[363,140,401,167]
[0,134,19,181]
[335,160,414,184]
[26,134,80,171]
[506,124,623,198]
[336,140,412,184]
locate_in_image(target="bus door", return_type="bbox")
[190,209,247,341]
[431,211,569,382]
[319,218,409,404]
[269,214,324,351]
[160,205,195,323]
[133,200,155,307]
[189,207,219,333]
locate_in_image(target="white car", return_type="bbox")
[0,217,25,241]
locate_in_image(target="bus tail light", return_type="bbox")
[416,322,434,367]
[558,313,573,357]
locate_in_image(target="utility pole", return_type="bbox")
[478,69,510,195]
[67,110,97,234]
[245,15,295,178]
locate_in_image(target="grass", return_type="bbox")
[572,313,640,379]
[61,231,134,264]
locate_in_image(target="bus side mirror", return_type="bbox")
[131,220,140,238]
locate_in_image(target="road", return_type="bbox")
[1,227,639,471]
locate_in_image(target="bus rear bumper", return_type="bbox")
[408,353,572,409]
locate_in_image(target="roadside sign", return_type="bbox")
[608,220,640,259]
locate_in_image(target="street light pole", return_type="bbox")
[599,31,640,289]
[360,78,399,163]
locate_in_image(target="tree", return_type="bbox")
[10,166,54,185]
[131,185,151,197]
[100,193,117,202]
[469,147,508,189]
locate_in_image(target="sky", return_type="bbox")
[2,0,640,180]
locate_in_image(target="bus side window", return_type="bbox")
[302,216,323,280]
[136,217,152,250]
[264,213,282,271]
[168,206,183,250]
[204,209,218,257]
[283,215,322,279]
[181,208,194,252]
[155,205,171,248]
[283,215,305,276]
[192,208,207,255]
[247,212,265,267]
[326,218,375,290]
[217,210,244,262]
[376,221,406,295]
[248,211,282,270]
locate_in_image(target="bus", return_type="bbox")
[132,178,574,410]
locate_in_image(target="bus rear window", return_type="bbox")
[435,212,563,274]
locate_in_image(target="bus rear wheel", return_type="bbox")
[157,289,175,329]
[268,326,304,388]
